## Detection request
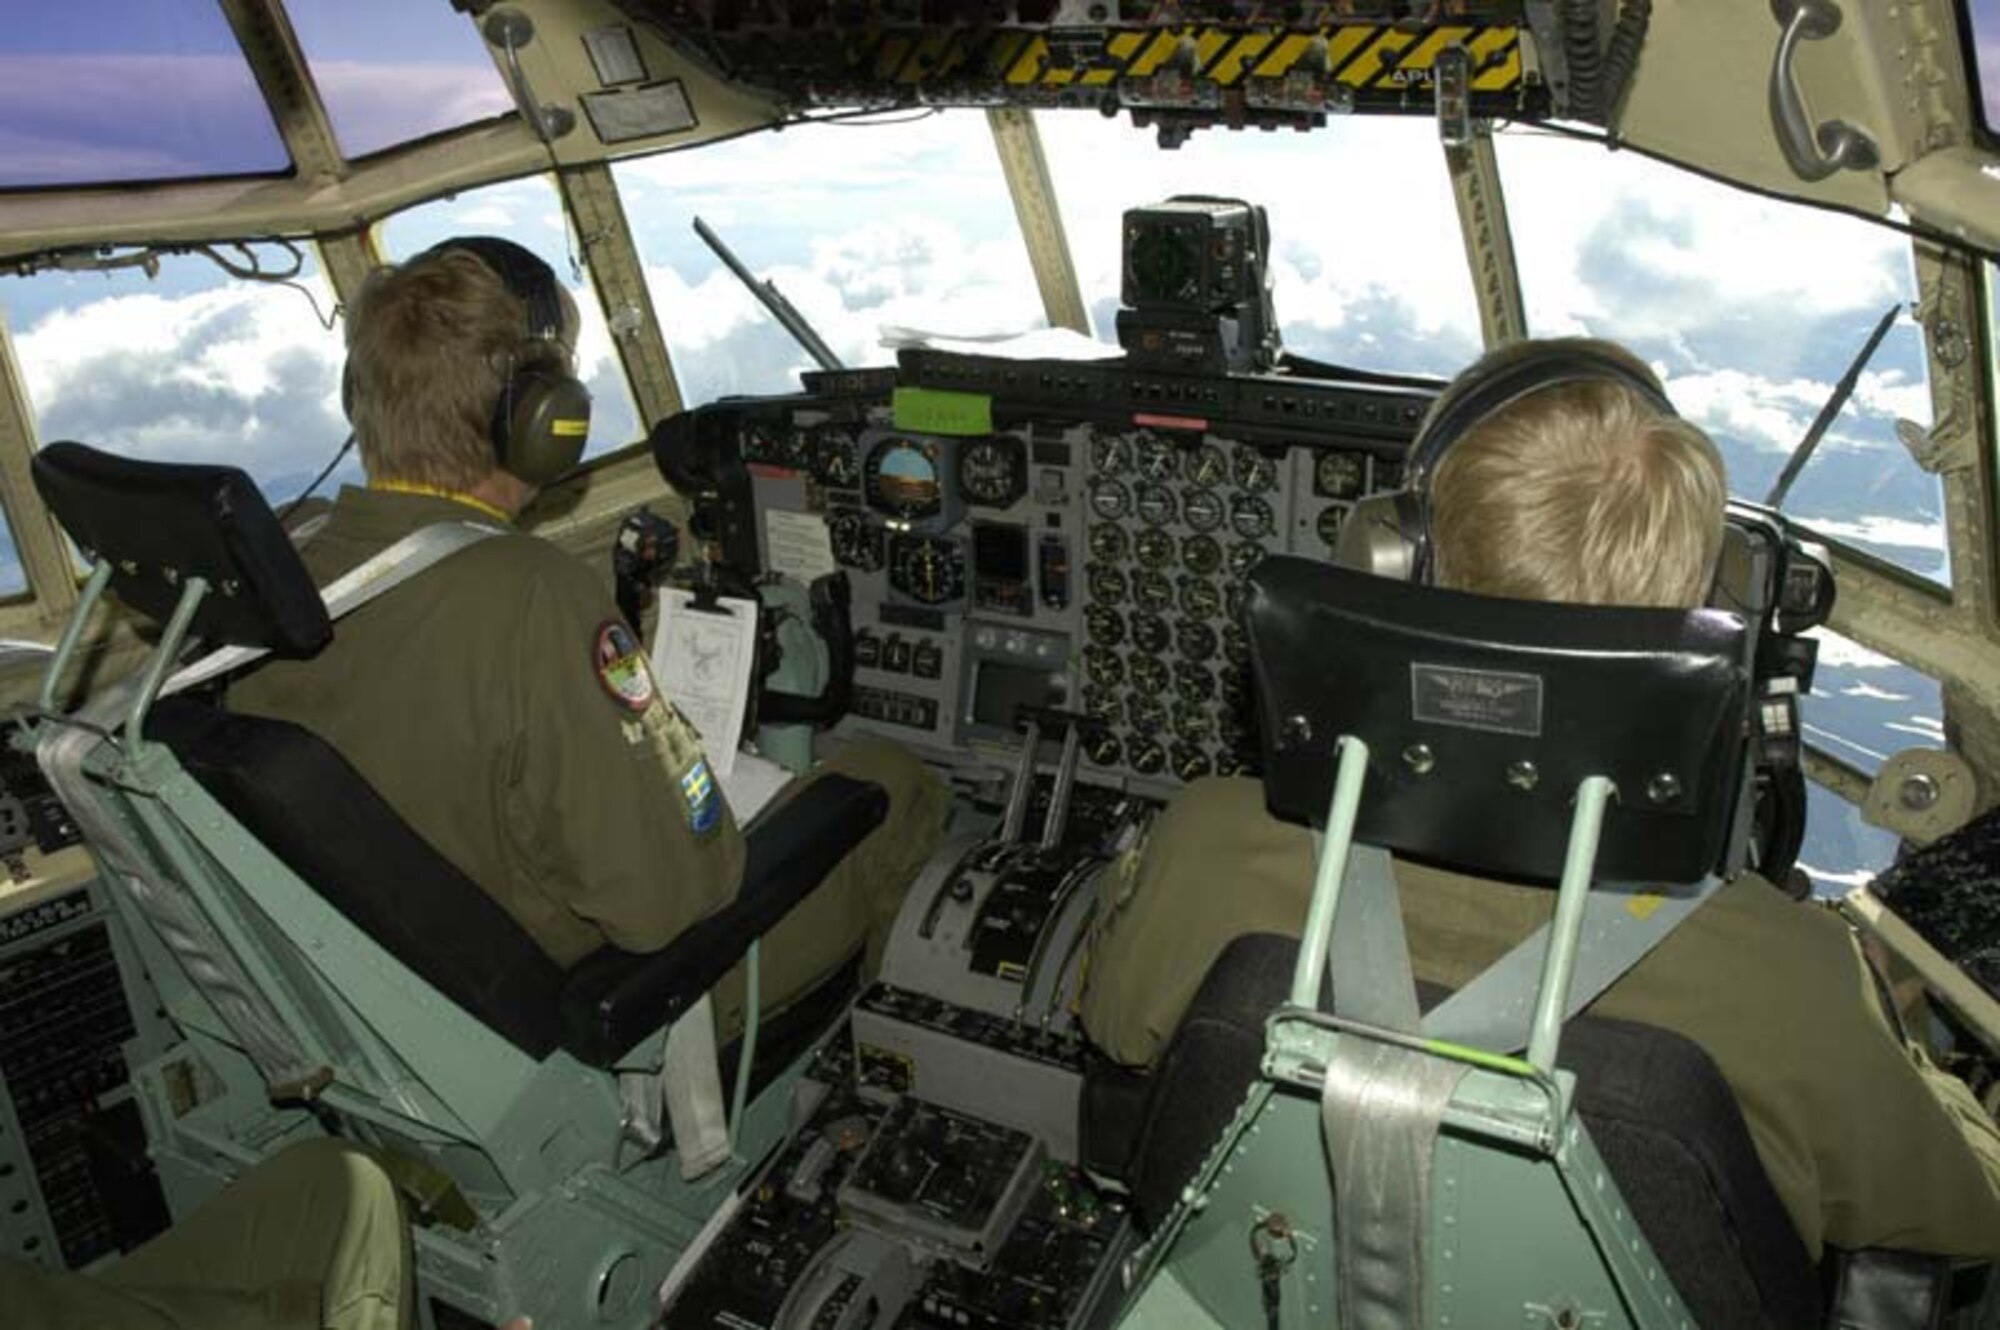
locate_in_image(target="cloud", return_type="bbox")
[1805,629,1901,670]
[1841,681,1909,702]
[1801,514,1947,552]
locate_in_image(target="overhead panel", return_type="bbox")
[613,3,1541,145]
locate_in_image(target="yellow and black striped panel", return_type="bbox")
[835,24,1522,95]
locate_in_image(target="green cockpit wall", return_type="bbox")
[1,0,1999,861]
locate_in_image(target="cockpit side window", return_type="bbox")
[3,246,347,520]
[379,176,642,459]
[1036,113,1484,378]
[1494,130,1949,590]
[611,111,1047,405]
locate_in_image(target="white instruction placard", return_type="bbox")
[763,509,838,586]
[651,587,758,781]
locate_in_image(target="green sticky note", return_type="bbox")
[892,387,993,436]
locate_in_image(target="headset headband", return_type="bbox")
[417,235,566,345]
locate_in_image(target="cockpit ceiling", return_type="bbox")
[613,3,1546,139]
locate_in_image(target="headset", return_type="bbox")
[1335,342,1677,584]
[342,235,593,489]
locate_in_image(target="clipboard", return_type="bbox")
[651,585,759,781]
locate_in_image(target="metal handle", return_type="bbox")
[482,7,575,145]
[1768,0,1879,182]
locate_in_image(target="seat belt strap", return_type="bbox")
[1317,839,1421,1033]
[1423,875,1725,1055]
[166,521,502,693]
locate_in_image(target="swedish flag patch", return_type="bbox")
[680,758,720,836]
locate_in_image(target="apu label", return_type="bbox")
[1410,663,1544,737]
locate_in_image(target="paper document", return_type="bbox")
[651,587,758,780]
[763,509,838,586]
[719,751,794,825]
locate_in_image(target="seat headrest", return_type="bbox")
[32,442,331,657]
[1246,557,1753,885]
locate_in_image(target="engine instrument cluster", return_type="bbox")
[709,348,1431,795]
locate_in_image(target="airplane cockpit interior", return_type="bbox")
[2,3,2000,1328]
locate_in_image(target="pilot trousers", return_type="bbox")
[0,1137,410,1330]
[707,736,951,1043]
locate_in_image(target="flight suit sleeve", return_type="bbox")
[511,559,745,955]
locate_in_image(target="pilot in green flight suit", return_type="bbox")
[1080,338,2000,1261]
[231,238,946,1040]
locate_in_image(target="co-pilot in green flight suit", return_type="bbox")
[0,1136,410,1330]
[230,486,947,1035]
[1080,776,2000,1261]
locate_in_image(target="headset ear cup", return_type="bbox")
[341,363,355,421]
[1336,491,1425,582]
[496,363,593,488]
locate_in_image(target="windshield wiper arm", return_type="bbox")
[1764,303,1900,510]
[692,217,844,373]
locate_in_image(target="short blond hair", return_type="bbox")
[344,249,538,490]
[1428,339,1727,609]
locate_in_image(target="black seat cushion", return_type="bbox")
[150,697,891,1069]
[1093,932,1820,1330]
[147,697,570,1058]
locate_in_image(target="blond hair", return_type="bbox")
[1428,339,1727,609]
[344,249,542,490]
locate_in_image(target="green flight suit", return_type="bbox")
[230,487,946,1025]
[1079,775,2000,1260]
[0,1137,410,1330]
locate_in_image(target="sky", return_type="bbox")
[0,106,1960,888]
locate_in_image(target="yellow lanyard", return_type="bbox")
[369,480,512,524]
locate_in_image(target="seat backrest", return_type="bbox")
[145,697,569,1059]
[1245,556,1753,884]
[1121,933,1821,1329]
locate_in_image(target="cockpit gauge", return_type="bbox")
[1088,524,1129,563]
[1177,621,1218,662]
[1213,749,1243,778]
[1223,625,1250,666]
[1173,661,1215,703]
[1181,535,1222,577]
[1230,496,1275,540]
[1086,605,1126,646]
[1228,541,1267,581]
[1171,745,1213,782]
[1317,504,1350,550]
[1221,666,1250,711]
[1083,645,1125,688]
[1314,451,1365,500]
[1083,686,1121,722]
[1131,613,1171,656]
[1087,563,1129,605]
[829,508,884,571]
[1185,443,1228,490]
[1233,446,1278,494]
[888,534,965,605]
[1134,529,1176,569]
[1181,489,1225,533]
[1179,576,1222,619]
[1129,655,1169,697]
[739,420,786,467]
[1129,738,1167,776]
[1135,483,1178,528]
[1126,691,1167,732]
[865,436,946,521]
[810,426,862,488]
[1090,431,1131,475]
[1137,435,1179,482]
[1132,569,1174,612]
[1088,478,1132,521]
[957,435,1028,508]
[1084,728,1123,767]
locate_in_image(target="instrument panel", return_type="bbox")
[711,350,1432,795]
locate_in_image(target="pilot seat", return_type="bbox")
[19,441,887,1330]
[1099,553,1852,1330]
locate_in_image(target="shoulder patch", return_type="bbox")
[594,620,656,712]
[680,757,722,835]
